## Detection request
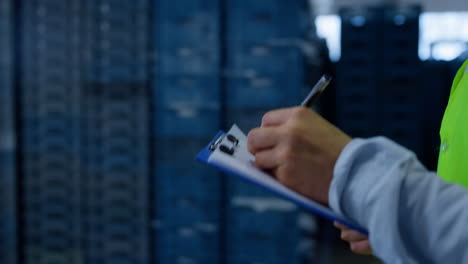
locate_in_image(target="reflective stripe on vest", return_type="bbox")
[438,59,468,187]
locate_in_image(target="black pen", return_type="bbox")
[301,74,332,107]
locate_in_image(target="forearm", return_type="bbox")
[329,137,468,263]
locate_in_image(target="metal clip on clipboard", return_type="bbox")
[209,133,239,156]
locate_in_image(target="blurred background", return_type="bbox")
[0,0,467,263]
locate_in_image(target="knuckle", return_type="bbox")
[247,129,258,143]
[285,129,305,151]
[282,123,302,143]
[247,136,256,153]
[261,113,270,124]
[262,111,276,125]
[291,107,306,119]
[278,145,295,161]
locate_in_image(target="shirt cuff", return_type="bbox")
[328,136,415,227]
[329,138,366,217]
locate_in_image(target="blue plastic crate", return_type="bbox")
[155,0,220,75]
[154,76,220,108]
[0,217,16,245]
[227,177,282,197]
[226,47,303,74]
[0,152,15,181]
[155,227,220,257]
[109,160,138,177]
[156,254,219,264]
[155,136,211,162]
[226,0,308,41]
[155,107,220,137]
[155,195,221,219]
[157,49,220,75]
[100,153,142,168]
[227,255,300,264]
[224,108,272,132]
[0,151,16,264]
[225,208,302,259]
[156,37,219,75]
[84,217,149,259]
[155,163,220,197]
[156,0,220,23]
[226,203,299,231]
[225,75,303,108]
[155,201,220,229]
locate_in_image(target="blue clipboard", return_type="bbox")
[196,125,368,235]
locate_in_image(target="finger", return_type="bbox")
[341,230,368,242]
[254,148,280,170]
[247,127,281,154]
[261,107,298,127]
[350,240,373,255]
[334,222,350,230]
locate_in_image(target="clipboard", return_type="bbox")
[196,124,368,235]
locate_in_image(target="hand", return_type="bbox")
[334,222,373,255]
[247,107,351,205]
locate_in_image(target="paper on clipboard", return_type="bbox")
[196,124,368,235]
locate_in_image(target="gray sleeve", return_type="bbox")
[329,137,468,263]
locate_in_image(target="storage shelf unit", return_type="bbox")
[0,0,16,263]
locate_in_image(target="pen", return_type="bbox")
[301,74,332,107]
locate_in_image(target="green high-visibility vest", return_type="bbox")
[438,59,468,187]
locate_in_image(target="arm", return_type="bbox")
[248,107,468,263]
[330,137,468,263]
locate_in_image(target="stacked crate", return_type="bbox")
[337,5,424,157]
[20,0,82,263]
[224,1,309,263]
[153,0,222,263]
[0,0,17,263]
[336,7,381,138]
[420,60,451,170]
[80,0,150,263]
[379,6,423,154]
